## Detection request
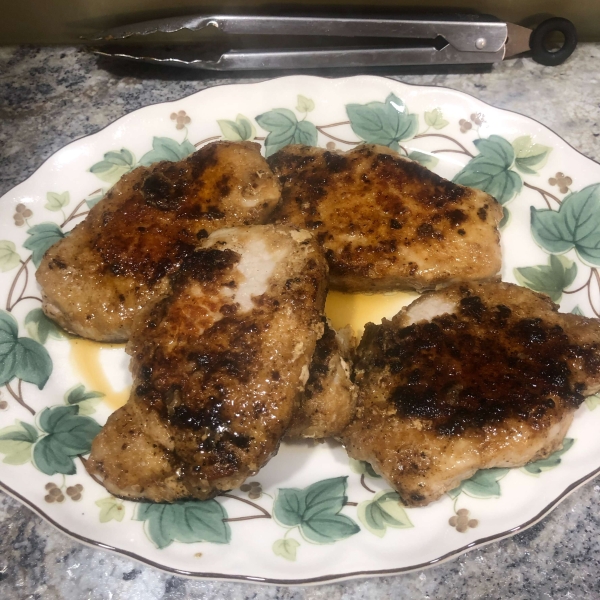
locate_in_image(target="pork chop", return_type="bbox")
[341,282,600,506]
[87,225,327,502]
[37,141,281,342]
[268,144,503,292]
[286,321,357,440]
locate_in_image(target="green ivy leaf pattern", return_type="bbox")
[32,405,101,475]
[89,149,136,185]
[0,310,53,389]
[531,184,600,265]
[273,476,360,544]
[349,458,381,478]
[86,191,105,209]
[272,538,300,561]
[45,191,70,212]
[346,93,418,150]
[448,468,510,500]
[0,310,18,341]
[453,135,522,205]
[512,136,552,175]
[424,108,449,130]
[296,95,315,113]
[255,109,318,157]
[522,439,575,475]
[135,500,230,549]
[96,496,126,523]
[571,305,584,316]
[0,241,21,272]
[358,490,413,538]
[408,150,439,170]
[64,384,104,416]
[514,254,577,302]
[586,394,600,410]
[139,137,195,167]
[23,223,65,268]
[0,421,39,465]
[500,206,511,230]
[217,114,255,141]
[25,308,67,344]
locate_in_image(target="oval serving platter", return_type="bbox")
[1,75,600,585]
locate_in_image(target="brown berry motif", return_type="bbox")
[548,172,573,194]
[459,119,472,133]
[449,508,479,533]
[0,391,7,411]
[13,203,33,227]
[44,482,83,503]
[240,481,263,499]
[459,113,485,134]
[170,110,191,130]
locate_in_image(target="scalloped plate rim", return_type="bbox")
[3,74,599,200]
[2,461,600,586]
[1,74,600,585]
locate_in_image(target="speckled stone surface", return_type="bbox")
[1,44,600,600]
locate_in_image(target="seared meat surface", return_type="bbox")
[342,282,600,506]
[37,141,281,342]
[87,225,327,502]
[286,321,357,440]
[268,144,503,292]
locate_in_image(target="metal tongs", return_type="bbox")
[89,14,577,71]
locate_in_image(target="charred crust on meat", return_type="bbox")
[179,248,240,283]
[266,145,503,291]
[50,257,67,270]
[416,223,443,240]
[306,220,323,229]
[460,296,485,321]
[358,296,593,437]
[216,174,231,197]
[446,209,468,227]
[171,403,229,432]
[323,151,349,173]
[370,152,468,207]
[202,206,226,220]
[219,304,238,316]
[142,172,185,211]
[304,325,337,397]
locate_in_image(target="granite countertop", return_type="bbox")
[1,44,600,600]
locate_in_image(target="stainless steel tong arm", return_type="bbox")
[93,14,507,54]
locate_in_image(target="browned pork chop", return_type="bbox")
[87,225,328,502]
[37,141,281,342]
[341,282,600,506]
[286,321,357,440]
[268,144,503,292]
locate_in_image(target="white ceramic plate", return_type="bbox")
[1,75,600,585]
